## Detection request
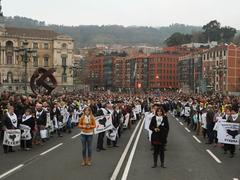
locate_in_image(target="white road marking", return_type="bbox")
[0,164,24,179]
[184,127,191,133]
[206,149,222,164]
[179,122,184,126]
[233,178,239,180]
[110,120,142,180]
[192,135,202,143]
[121,119,145,180]
[71,133,81,139]
[176,118,179,121]
[40,143,63,156]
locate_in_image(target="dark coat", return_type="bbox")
[112,110,122,128]
[19,116,35,130]
[149,115,169,145]
[35,110,47,126]
[2,114,19,130]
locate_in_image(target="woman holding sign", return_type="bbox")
[149,107,169,168]
[2,106,19,153]
[20,109,35,151]
[78,107,96,166]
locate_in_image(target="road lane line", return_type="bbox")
[0,164,24,179]
[206,149,222,164]
[192,135,202,143]
[40,143,63,156]
[176,118,179,121]
[184,127,191,133]
[121,119,145,180]
[233,178,239,180]
[110,119,142,180]
[179,122,184,126]
[71,133,81,139]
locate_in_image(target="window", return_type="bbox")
[7,55,13,64]
[62,57,67,66]
[44,43,49,49]
[33,57,38,67]
[62,74,67,83]
[33,42,38,49]
[62,43,67,49]
[44,57,49,67]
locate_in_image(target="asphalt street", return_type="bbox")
[0,114,239,180]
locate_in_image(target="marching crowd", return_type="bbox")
[169,94,240,158]
[1,90,239,168]
[0,91,149,165]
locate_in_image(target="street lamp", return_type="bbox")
[16,41,37,94]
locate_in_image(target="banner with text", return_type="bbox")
[3,129,21,146]
[94,115,113,134]
[20,124,32,140]
[217,122,240,145]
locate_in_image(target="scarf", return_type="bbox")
[156,116,163,127]
[7,112,18,128]
[22,114,32,122]
[36,110,43,119]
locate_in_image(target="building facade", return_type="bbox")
[0,25,74,93]
[202,44,240,95]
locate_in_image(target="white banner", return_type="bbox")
[94,115,113,134]
[106,127,119,141]
[123,113,130,129]
[20,124,32,140]
[3,129,21,146]
[217,122,240,145]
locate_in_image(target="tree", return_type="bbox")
[165,32,192,46]
[233,34,240,45]
[202,20,221,42]
[221,26,237,43]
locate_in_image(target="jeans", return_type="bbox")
[81,134,93,159]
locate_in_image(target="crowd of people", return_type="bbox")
[169,94,240,158]
[1,90,239,168]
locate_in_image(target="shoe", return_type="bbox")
[161,164,166,168]
[113,145,119,147]
[96,148,101,152]
[100,148,106,151]
[152,163,157,168]
[81,160,86,166]
[58,135,63,137]
[230,154,234,158]
[86,159,92,166]
[25,148,30,151]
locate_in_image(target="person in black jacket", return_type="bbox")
[107,105,121,147]
[149,107,169,168]
[50,103,63,137]
[35,103,47,145]
[19,108,35,150]
[2,106,19,153]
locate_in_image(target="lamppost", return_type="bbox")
[16,41,37,95]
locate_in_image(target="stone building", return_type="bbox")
[0,5,74,93]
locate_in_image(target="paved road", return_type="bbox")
[0,115,239,180]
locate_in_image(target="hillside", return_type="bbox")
[4,16,203,48]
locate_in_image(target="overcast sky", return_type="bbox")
[3,0,240,28]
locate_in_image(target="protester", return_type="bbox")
[149,107,169,168]
[78,107,96,166]
[2,106,19,153]
[19,108,35,150]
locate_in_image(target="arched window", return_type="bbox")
[7,71,13,83]
[62,43,67,49]
[6,41,13,65]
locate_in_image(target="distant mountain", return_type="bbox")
[4,16,203,48]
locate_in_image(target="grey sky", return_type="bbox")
[3,0,240,28]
